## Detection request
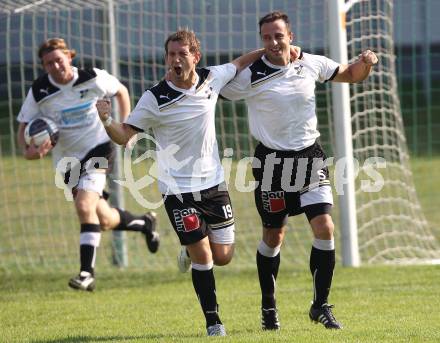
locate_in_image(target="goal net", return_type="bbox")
[0,0,438,273]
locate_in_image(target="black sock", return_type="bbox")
[80,244,96,275]
[114,208,148,232]
[310,246,335,308]
[256,250,280,309]
[80,223,100,275]
[191,268,222,327]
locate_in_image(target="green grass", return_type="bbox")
[1,266,439,342]
[1,155,439,341]
[409,157,440,228]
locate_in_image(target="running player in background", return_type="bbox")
[17,38,160,292]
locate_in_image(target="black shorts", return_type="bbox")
[252,141,332,228]
[163,183,235,245]
[63,141,115,187]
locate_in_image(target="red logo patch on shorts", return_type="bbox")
[262,191,286,213]
[173,208,200,232]
[182,213,200,232]
[269,197,286,212]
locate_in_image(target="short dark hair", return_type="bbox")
[38,38,76,60]
[164,28,201,55]
[258,11,291,34]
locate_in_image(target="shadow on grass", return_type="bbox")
[0,269,184,293]
[0,268,261,293]
[31,333,202,343]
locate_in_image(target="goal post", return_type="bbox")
[328,0,360,267]
[107,0,128,268]
[342,0,440,264]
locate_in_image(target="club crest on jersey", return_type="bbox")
[294,65,304,75]
[262,191,286,213]
[205,86,213,99]
[79,89,89,98]
[173,208,200,232]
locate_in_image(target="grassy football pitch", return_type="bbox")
[0,157,439,342]
[1,266,439,342]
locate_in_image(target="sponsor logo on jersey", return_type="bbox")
[60,101,94,127]
[262,191,286,213]
[40,88,49,95]
[159,93,171,100]
[256,71,267,76]
[173,208,200,232]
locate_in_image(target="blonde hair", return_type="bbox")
[38,38,76,59]
[164,28,201,55]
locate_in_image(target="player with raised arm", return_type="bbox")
[221,11,378,330]
[95,28,281,336]
[17,38,160,292]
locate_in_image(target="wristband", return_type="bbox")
[102,116,113,127]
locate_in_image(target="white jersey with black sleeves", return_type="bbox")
[220,53,339,151]
[126,63,237,194]
[17,67,122,166]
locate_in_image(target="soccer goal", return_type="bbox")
[0,0,438,273]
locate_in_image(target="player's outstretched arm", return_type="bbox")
[96,99,137,146]
[332,49,378,83]
[17,122,52,160]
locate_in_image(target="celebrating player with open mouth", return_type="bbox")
[95,28,288,337]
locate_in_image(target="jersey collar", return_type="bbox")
[166,73,200,94]
[261,55,291,70]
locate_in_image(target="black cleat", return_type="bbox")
[143,211,160,253]
[68,271,95,292]
[309,303,342,329]
[261,308,280,331]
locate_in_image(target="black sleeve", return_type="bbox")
[325,66,340,83]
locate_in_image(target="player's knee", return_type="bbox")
[263,229,284,248]
[98,214,112,231]
[213,246,234,266]
[213,253,232,266]
[311,215,334,239]
[75,200,93,218]
[75,198,98,221]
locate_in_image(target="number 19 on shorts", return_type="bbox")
[222,204,233,219]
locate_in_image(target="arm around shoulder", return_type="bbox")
[231,48,265,74]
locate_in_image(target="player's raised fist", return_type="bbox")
[359,50,378,66]
[96,98,112,121]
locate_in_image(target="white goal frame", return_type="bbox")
[328,0,360,266]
